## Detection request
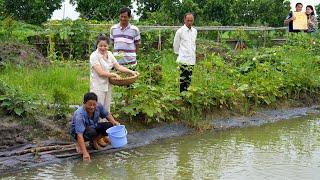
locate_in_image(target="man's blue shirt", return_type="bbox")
[70,103,109,135]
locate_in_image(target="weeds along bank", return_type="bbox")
[0,19,320,128]
[1,19,287,60]
[115,33,320,125]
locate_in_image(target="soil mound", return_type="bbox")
[0,115,69,149]
[0,41,49,67]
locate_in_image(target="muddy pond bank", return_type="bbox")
[0,105,319,175]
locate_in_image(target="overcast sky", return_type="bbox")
[51,0,320,21]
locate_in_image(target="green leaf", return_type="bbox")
[14,108,24,116]
[0,96,9,101]
[144,107,155,117]
[1,101,12,107]
[237,84,249,92]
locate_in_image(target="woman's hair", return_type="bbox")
[306,5,315,16]
[95,33,109,49]
[96,33,109,45]
[83,92,98,103]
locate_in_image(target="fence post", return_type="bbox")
[263,27,267,47]
[158,30,162,51]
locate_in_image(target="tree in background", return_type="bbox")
[179,0,202,24]
[137,0,202,25]
[197,0,234,25]
[0,0,292,26]
[315,3,320,29]
[233,0,290,26]
[137,0,181,25]
[137,0,290,26]
[258,0,290,27]
[70,0,131,21]
[136,0,162,20]
[0,0,4,20]
[196,0,290,26]
[2,0,62,25]
[231,0,257,25]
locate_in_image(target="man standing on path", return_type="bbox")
[173,13,197,92]
[110,7,141,66]
[284,2,303,32]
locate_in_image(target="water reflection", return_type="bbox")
[3,118,320,179]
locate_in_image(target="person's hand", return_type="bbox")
[131,71,140,76]
[83,152,91,162]
[113,121,120,126]
[110,73,121,79]
[291,16,296,21]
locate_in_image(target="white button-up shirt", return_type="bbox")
[173,24,197,65]
[90,50,117,92]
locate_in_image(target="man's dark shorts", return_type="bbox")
[71,122,113,141]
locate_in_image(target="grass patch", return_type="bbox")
[0,61,89,104]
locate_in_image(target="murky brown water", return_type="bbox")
[3,117,320,179]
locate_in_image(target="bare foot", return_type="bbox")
[76,143,83,154]
[98,137,107,147]
[93,141,103,150]
[103,136,110,144]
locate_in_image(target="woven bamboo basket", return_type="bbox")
[109,73,138,86]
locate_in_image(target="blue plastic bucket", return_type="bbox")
[106,125,127,148]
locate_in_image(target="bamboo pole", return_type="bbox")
[263,27,267,47]
[39,147,76,155]
[1,144,77,157]
[158,30,162,51]
[16,144,76,156]
[55,146,114,158]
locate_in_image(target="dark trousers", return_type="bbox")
[72,122,113,142]
[180,65,194,92]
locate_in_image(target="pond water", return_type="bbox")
[3,117,320,179]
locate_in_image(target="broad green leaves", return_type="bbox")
[0,81,36,117]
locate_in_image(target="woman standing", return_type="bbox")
[306,5,318,33]
[90,34,139,112]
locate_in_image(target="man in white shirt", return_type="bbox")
[173,13,197,92]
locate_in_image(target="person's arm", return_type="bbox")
[284,13,295,25]
[314,17,318,30]
[308,16,317,27]
[73,112,90,161]
[110,27,114,45]
[106,113,120,125]
[134,28,141,53]
[92,65,120,78]
[135,43,140,53]
[98,103,119,125]
[90,53,120,78]
[284,18,290,25]
[195,29,198,54]
[77,134,90,161]
[173,30,180,54]
[110,53,139,76]
[114,63,139,76]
